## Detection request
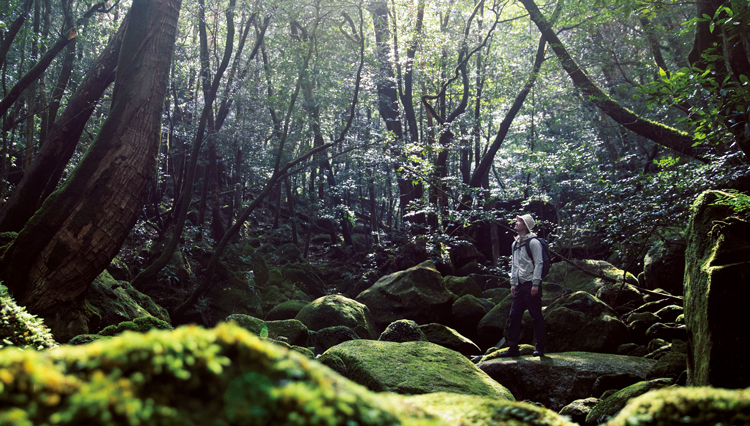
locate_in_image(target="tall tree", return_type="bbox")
[0,0,182,340]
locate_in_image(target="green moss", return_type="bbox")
[97,316,173,337]
[606,386,750,425]
[0,323,446,425]
[323,340,514,399]
[405,392,577,426]
[0,284,57,350]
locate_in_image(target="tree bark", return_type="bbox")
[0,0,181,340]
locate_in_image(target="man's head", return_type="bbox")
[515,214,535,235]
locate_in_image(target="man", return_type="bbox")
[499,213,546,357]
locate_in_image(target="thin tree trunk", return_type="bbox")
[0,14,127,232]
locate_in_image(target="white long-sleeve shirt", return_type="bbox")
[510,232,543,286]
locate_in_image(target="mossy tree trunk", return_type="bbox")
[0,0,182,340]
[518,0,709,162]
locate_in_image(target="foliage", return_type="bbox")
[710,189,750,219]
[0,284,57,350]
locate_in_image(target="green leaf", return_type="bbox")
[260,325,268,339]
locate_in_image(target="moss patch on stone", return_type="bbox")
[606,386,750,426]
[323,339,514,399]
[405,392,577,426]
[0,323,448,426]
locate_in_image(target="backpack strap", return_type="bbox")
[515,237,538,267]
[524,237,536,267]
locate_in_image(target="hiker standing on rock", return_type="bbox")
[500,214,546,357]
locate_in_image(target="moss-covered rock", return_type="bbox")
[546,260,637,295]
[98,316,173,337]
[86,270,170,335]
[419,323,481,357]
[684,190,750,388]
[543,291,631,354]
[478,352,656,410]
[605,386,750,426]
[404,392,577,426]
[559,397,599,425]
[0,284,57,350]
[379,319,428,343]
[584,378,674,424]
[225,314,309,347]
[356,261,456,330]
[296,294,379,339]
[265,299,310,321]
[314,325,360,353]
[0,323,453,425]
[446,294,491,343]
[323,339,514,399]
[444,276,482,298]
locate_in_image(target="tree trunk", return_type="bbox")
[0,0,181,341]
[0,14,127,232]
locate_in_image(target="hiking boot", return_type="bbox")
[533,345,544,357]
[497,348,520,358]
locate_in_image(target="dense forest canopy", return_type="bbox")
[0,0,749,334]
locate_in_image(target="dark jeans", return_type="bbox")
[507,281,546,349]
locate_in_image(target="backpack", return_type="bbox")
[515,237,551,279]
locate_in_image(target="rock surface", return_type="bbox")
[478,351,656,410]
[684,190,750,388]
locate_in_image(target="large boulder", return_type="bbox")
[545,260,637,295]
[605,386,750,426]
[543,291,631,354]
[478,352,656,410]
[356,261,456,329]
[295,295,379,339]
[684,191,750,388]
[322,339,514,399]
[641,236,686,295]
[0,323,458,425]
[419,323,481,357]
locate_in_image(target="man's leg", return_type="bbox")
[526,284,546,356]
[500,283,529,357]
